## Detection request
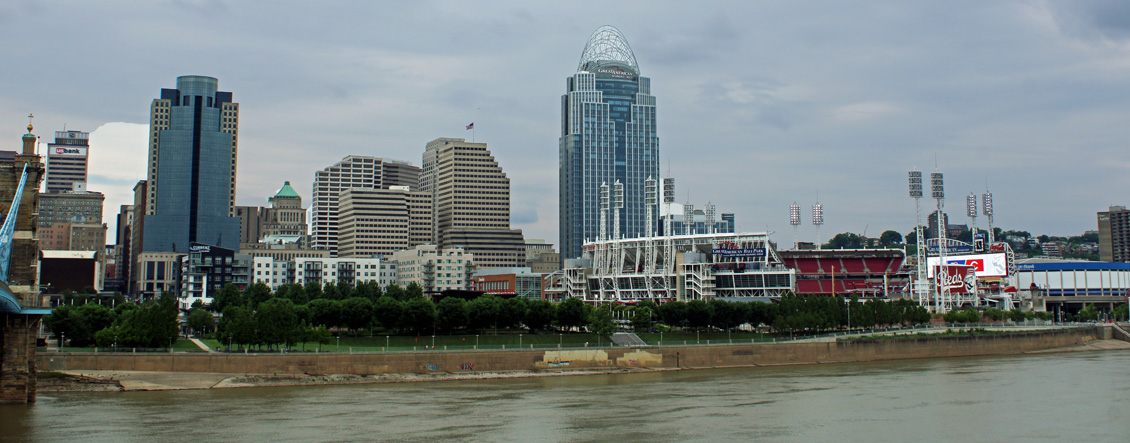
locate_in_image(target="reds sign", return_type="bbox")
[936,264,975,294]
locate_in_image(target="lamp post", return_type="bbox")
[386,335,389,351]
[519,334,523,347]
[336,336,340,352]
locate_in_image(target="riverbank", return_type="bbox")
[36,326,1126,392]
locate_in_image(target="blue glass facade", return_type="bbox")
[560,28,659,260]
[143,76,241,252]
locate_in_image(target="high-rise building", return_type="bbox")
[142,75,241,253]
[421,137,524,269]
[262,181,307,240]
[310,156,420,255]
[44,129,89,193]
[37,191,106,252]
[337,186,432,258]
[559,26,659,260]
[1098,206,1130,262]
[234,205,265,244]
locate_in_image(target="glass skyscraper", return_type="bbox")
[559,26,659,260]
[142,75,241,252]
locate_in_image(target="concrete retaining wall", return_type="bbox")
[38,328,1098,376]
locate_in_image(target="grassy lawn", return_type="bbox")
[637,331,775,344]
[53,339,205,353]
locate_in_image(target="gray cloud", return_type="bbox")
[3,0,1128,247]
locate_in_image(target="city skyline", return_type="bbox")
[3,2,1129,247]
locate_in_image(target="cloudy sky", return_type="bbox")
[2,1,1128,249]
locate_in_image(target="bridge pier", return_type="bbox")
[0,313,40,404]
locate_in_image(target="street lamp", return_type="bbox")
[336,336,340,352]
[385,335,389,351]
[519,334,523,347]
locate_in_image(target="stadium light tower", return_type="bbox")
[812,202,824,249]
[931,171,948,312]
[790,202,801,250]
[982,190,994,246]
[967,192,979,251]
[908,170,928,307]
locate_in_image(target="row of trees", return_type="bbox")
[648,295,931,334]
[44,295,179,348]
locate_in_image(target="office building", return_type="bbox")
[1098,206,1130,262]
[337,186,432,258]
[421,137,524,268]
[44,129,89,193]
[37,191,107,252]
[310,156,420,255]
[262,181,307,240]
[234,206,265,244]
[142,75,241,253]
[559,26,659,260]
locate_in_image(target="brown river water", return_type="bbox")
[2,350,1129,442]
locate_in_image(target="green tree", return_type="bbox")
[283,283,309,305]
[373,295,405,331]
[257,298,300,349]
[436,296,470,332]
[336,280,354,300]
[304,281,324,300]
[879,230,903,246]
[44,305,84,347]
[747,301,775,328]
[75,303,115,346]
[403,297,436,334]
[631,306,654,332]
[983,308,1005,322]
[308,298,343,328]
[658,301,688,328]
[211,283,243,312]
[385,284,406,301]
[218,305,256,349]
[588,305,615,344]
[405,282,424,300]
[341,297,375,332]
[524,299,556,332]
[322,282,341,300]
[1076,304,1101,322]
[187,309,215,337]
[708,300,742,330]
[554,297,587,331]
[499,297,528,329]
[685,300,712,330]
[355,281,378,302]
[244,282,274,309]
[824,232,864,249]
[468,294,503,331]
[116,294,180,348]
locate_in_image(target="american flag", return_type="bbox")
[466,122,474,130]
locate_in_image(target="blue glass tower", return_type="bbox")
[142,75,241,253]
[560,26,659,260]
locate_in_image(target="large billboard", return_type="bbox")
[936,264,975,294]
[926,253,1008,278]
